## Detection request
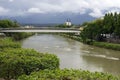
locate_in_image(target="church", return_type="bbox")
[65,19,72,26]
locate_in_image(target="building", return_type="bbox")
[79,27,84,31]
[65,19,72,26]
[0,33,6,37]
[24,25,34,28]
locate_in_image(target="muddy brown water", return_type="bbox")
[22,34,120,75]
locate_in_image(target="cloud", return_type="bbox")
[1,0,120,18]
[33,0,89,13]
[89,8,104,18]
[0,6,9,15]
[9,0,14,2]
[28,8,44,13]
[106,8,120,14]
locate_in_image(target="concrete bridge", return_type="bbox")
[0,28,80,33]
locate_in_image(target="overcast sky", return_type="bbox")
[0,0,120,23]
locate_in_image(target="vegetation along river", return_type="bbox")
[21,34,120,75]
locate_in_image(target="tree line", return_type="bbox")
[81,12,120,43]
[0,19,19,28]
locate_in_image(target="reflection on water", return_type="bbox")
[22,34,120,75]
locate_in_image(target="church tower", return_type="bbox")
[65,19,72,26]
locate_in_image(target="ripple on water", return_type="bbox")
[82,51,90,53]
[55,46,60,48]
[90,54,119,61]
[106,57,119,60]
[64,48,72,51]
[44,47,49,49]
[90,48,94,49]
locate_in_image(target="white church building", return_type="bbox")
[65,19,72,26]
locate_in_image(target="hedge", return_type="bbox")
[0,48,59,80]
[0,38,21,49]
[18,69,119,80]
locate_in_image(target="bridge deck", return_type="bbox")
[0,29,80,33]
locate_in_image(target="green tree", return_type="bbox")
[103,13,114,34]
[81,19,104,43]
[81,12,120,43]
[81,22,89,26]
[114,13,120,37]
[0,19,19,28]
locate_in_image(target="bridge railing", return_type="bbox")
[0,27,80,31]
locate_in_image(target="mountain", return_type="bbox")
[0,13,96,25]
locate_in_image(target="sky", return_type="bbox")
[0,0,120,24]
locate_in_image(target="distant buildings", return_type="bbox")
[79,27,84,31]
[65,19,72,26]
[0,33,6,37]
[24,25,34,28]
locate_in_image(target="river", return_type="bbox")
[21,34,120,75]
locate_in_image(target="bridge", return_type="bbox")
[0,27,80,33]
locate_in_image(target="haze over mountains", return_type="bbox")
[0,13,95,25]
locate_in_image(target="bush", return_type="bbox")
[0,38,21,49]
[18,69,119,80]
[0,48,59,80]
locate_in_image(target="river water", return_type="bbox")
[21,34,120,75]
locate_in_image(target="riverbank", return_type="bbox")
[0,35,119,80]
[92,41,120,51]
[5,32,35,41]
[61,33,120,51]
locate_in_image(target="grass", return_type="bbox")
[92,41,120,51]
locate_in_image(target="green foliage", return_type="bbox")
[81,19,104,43]
[0,48,59,80]
[0,19,34,40]
[61,33,82,42]
[81,12,120,43]
[6,32,34,40]
[103,13,114,34]
[114,13,120,36]
[0,38,21,49]
[93,41,120,51]
[56,24,71,28]
[18,69,119,80]
[81,22,89,26]
[103,12,120,36]
[0,19,19,28]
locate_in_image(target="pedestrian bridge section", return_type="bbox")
[0,28,80,33]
